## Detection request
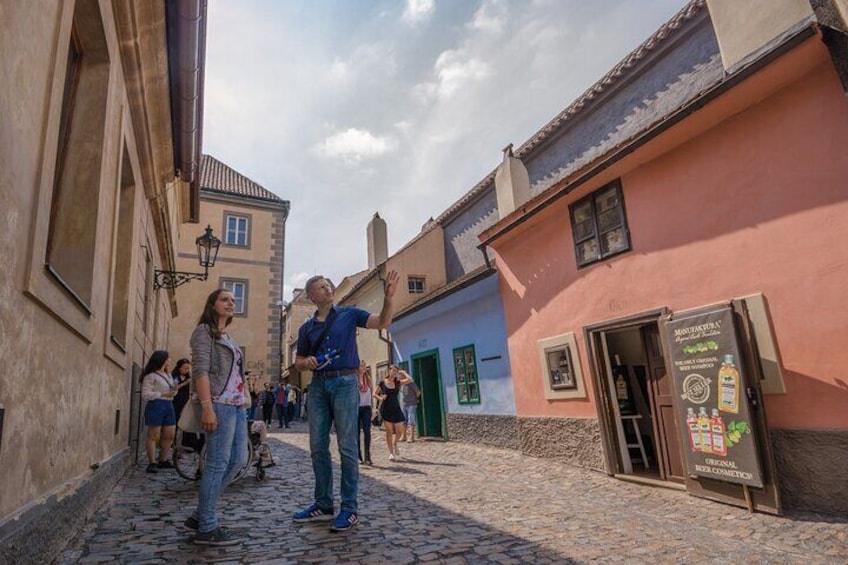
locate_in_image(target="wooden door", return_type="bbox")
[642,324,686,483]
[413,352,444,438]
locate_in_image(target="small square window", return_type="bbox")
[224,214,249,247]
[453,345,480,404]
[408,276,425,294]
[546,345,576,390]
[569,180,630,268]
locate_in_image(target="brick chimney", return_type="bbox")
[367,212,388,269]
[494,143,531,219]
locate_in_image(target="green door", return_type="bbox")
[411,350,445,439]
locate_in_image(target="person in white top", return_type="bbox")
[140,350,177,473]
[356,362,374,465]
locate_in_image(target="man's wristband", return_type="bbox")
[200,399,212,405]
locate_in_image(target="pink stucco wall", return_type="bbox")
[493,57,848,430]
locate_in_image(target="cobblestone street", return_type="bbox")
[56,423,848,564]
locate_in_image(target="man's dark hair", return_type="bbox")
[305,275,327,297]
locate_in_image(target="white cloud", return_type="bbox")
[313,128,395,162]
[423,50,491,99]
[402,0,435,25]
[329,59,351,82]
[470,0,508,33]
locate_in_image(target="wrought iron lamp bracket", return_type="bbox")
[153,266,209,291]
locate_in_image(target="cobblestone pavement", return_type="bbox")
[56,421,847,564]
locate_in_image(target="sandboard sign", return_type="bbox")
[664,306,764,488]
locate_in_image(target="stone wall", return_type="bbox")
[519,417,606,472]
[446,413,520,450]
[447,414,606,472]
[0,450,129,565]
[771,428,848,515]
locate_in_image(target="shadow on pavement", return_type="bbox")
[56,433,579,564]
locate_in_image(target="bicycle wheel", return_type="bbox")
[230,436,254,483]
[174,429,204,481]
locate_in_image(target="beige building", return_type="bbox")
[0,1,207,562]
[169,155,290,391]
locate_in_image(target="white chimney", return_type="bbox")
[367,212,388,269]
[495,144,531,219]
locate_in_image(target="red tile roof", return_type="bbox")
[199,154,287,204]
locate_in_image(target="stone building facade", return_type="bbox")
[168,155,290,390]
[0,1,207,562]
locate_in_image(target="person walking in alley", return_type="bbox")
[141,350,177,473]
[357,362,374,465]
[399,369,420,443]
[261,382,275,427]
[274,381,288,428]
[374,365,406,461]
[171,358,192,424]
[292,271,398,532]
[185,289,249,546]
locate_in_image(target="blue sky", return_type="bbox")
[202,0,688,299]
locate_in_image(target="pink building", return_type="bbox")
[480,0,848,515]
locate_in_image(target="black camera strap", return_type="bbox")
[308,308,338,357]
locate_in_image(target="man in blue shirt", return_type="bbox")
[292,270,398,532]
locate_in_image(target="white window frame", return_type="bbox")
[225,214,249,247]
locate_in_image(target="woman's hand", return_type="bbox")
[201,404,217,432]
[162,391,176,399]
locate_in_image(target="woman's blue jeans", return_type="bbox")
[308,372,359,512]
[196,403,248,533]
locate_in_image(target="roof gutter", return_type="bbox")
[166,0,208,223]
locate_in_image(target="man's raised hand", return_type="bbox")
[384,269,399,299]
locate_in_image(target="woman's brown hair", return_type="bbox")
[198,288,233,339]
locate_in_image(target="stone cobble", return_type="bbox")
[54,422,847,564]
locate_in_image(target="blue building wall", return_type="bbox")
[391,273,515,416]
[442,187,498,282]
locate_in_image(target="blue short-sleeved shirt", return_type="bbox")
[296,305,371,372]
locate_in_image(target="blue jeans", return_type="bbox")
[308,372,359,512]
[195,403,248,533]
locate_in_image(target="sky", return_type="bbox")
[202,0,689,301]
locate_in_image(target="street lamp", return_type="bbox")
[153,225,221,290]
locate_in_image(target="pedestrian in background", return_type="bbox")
[274,381,287,429]
[375,365,406,461]
[185,288,249,546]
[141,350,177,473]
[171,358,192,423]
[292,271,398,532]
[357,362,374,466]
[261,382,274,427]
[286,382,299,425]
[399,369,420,443]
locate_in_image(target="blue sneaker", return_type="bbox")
[292,502,334,523]
[330,510,359,532]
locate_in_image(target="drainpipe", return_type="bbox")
[166,0,207,222]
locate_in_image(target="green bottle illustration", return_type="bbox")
[718,354,740,414]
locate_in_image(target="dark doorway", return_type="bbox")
[411,349,445,439]
[596,320,685,484]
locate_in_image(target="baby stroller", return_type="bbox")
[249,420,276,480]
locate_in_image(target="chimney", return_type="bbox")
[706,0,814,73]
[494,144,531,219]
[367,212,388,269]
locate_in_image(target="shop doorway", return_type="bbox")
[587,311,685,485]
[411,349,445,439]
